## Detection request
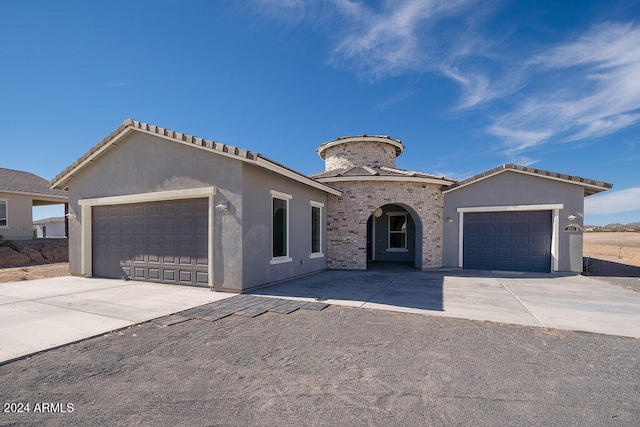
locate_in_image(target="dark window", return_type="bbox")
[311,205,321,253]
[388,213,407,249]
[272,197,288,258]
[0,200,7,227]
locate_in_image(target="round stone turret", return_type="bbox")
[317,135,404,171]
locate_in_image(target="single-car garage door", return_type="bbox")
[92,198,208,286]
[463,211,552,273]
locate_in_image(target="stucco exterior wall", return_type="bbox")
[35,221,66,238]
[442,171,586,272]
[0,193,34,239]
[241,163,328,289]
[322,141,398,171]
[65,132,246,290]
[325,180,443,270]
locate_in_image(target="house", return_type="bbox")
[0,167,68,240]
[33,216,67,238]
[50,119,612,291]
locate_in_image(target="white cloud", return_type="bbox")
[330,0,482,79]
[585,187,640,215]
[487,23,640,155]
[248,2,640,156]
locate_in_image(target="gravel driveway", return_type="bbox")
[1,303,638,426]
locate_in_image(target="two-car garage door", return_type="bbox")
[92,198,209,286]
[463,210,552,273]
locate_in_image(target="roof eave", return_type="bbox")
[443,167,612,195]
[316,175,455,186]
[0,188,68,201]
[50,119,343,197]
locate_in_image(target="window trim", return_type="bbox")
[310,201,324,259]
[387,212,408,252]
[0,198,8,229]
[270,190,292,265]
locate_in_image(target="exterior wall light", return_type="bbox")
[216,201,230,212]
[567,214,577,221]
[447,217,454,223]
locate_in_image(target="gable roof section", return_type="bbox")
[0,167,68,200]
[50,119,342,196]
[311,165,455,186]
[443,164,613,196]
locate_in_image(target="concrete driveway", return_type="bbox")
[2,268,638,365]
[0,276,232,364]
[252,267,640,338]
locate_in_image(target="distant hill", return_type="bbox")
[584,222,640,232]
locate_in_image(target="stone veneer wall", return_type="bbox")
[322,141,398,171]
[325,180,444,270]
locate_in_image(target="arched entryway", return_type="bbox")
[366,203,421,269]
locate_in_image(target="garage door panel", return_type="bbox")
[496,236,510,245]
[179,202,194,215]
[163,219,178,233]
[148,220,162,233]
[134,206,147,216]
[196,271,209,285]
[179,270,193,283]
[463,210,551,273]
[480,247,495,257]
[92,198,208,287]
[196,251,208,265]
[513,224,530,234]
[513,248,529,257]
[121,206,133,217]
[496,247,510,257]
[148,268,161,280]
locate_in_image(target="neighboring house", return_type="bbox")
[0,167,68,240]
[50,119,612,291]
[33,216,67,238]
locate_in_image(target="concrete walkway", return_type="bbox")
[0,276,232,364]
[252,268,640,338]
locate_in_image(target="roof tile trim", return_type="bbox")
[448,164,613,190]
[51,119,342,195]
[51,119,261,186]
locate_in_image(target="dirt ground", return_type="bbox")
[583,232,640,267]
[0,306,638,426]
[0,263,68,284]
[583,232,640,292]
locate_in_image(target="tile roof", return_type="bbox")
[317,134,405,158]
[0,167,68,198]
[50,119,341,196]
[311,165,456,184]
[445,164,613,196]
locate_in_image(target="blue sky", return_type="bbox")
[1,0,639,225]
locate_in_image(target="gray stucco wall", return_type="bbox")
[65,131,246,290]
[442,171,586,272]
[241,163,328,289]
[0,193,34,240]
